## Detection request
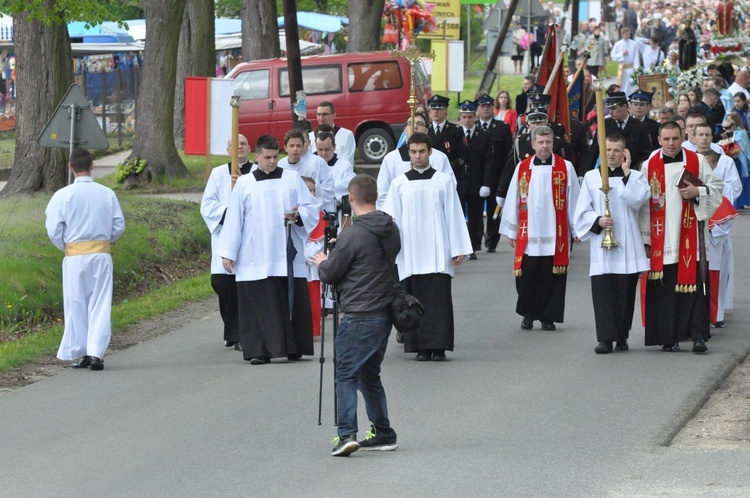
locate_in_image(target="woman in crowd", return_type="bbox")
[731,93,750,131]
[720,112,750,208]
[687,86,702,107]
[677,93,690,107]
[494,90,518,134]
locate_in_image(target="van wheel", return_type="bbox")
[358,128,395,164]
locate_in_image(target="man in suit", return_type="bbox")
[581,91,652,172]
[475,93,513,252]
[455,99,494,259]
[427,94,461,167]
[628,90,660,148]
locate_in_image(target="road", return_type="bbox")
[1,210,749,496]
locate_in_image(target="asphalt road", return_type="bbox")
[2,211,749,497]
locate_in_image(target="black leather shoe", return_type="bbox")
[520,317,533,330]
[415,351,432,361]
[71,356,91,368]
[287,353,302,361]
[595,341,613,354]
[661,344,677,352]
[692,339,708,353]
[711,321,724,328]
[234,342,243,351]
[541,321,556,331]
[469,253,478,260]
[432,350,446,361]
[224,340,236,348]
[249,356,270,365]
[396,332,404,344]
[486,247,496,253]
[615,340,629,351]
[89,356,104,371]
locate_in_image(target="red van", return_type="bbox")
[226,51,431,163]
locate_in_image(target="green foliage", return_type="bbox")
[0,0,113,26]
[215,0,348,18]
[114,156,147,183]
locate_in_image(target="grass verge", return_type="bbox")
[0,272,212,372]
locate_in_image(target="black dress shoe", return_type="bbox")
[711,321,724,328]
[415,351,432,361]
[520,317,533,330]
[71,356,91,368]
[89,356,104,371]
[541,321,556,331]
[486,247,496,253]
[661,344,677,352]
[595,341,613,354]
[615,340,629,351]
[287,353,302,361]
[396,332,405,344]
[432,350,446,361]
[234,342,243,351]
[249,356,270,365]
[469,253,478,260]
[224,340,236,348]
[692,339,708,353]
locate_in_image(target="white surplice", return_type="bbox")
[277,151,335,212]
[382,169,472,279]
[610,38,640,95]
[201,163,239,274]
[499,157,580,256]
[376,147,455,210]
[326,155,356,204]
[574,168,650,276]
[638,150,723,264]
[217,168,320,281]
[45,176,125,360]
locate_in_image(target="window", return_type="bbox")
[232,69,269,100]
[279,65,342,97]
[348,61,403,92]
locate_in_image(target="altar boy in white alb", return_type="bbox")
[45,149,125,371]
[383,132,472,362]
[574,135,650,354]
[218,135,320,365]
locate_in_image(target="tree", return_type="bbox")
[131,0,189,179]
[348,0,386,52]
[242,0,280,61]
[0,0,114,197]
[174,0,216,151]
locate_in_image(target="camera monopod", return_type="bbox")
[318,212,340,426]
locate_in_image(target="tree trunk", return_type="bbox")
[1,8,73,197]
[242,0,280,61]
[132,0,189,180]
[174,0,216,151]
[347,0,386,52]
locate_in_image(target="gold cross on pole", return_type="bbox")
[392,45,435,136]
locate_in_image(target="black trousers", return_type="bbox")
[459,192,484,252]
[210,273,240,342]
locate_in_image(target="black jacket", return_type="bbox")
[318,210,401,314]
[582,116,653,172]
[455,127,494,195]
[428,121,462,165]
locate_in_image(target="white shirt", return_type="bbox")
[727,82,750,100]
[376,147,455,210]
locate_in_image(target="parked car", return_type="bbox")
[226,51,431,163]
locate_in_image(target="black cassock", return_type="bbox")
[402,273,454,352]
[591,273,640,343]
[515,256,567,323]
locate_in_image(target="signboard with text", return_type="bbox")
[418,0,461,40]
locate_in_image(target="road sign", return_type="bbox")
[37,84,109,150]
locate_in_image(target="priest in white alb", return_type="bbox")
[218,135,320,365]
[382,132,472,362]
[500,125,580,331]
[638,121,723,353]
[574,134,650,354]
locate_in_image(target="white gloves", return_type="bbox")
[479,186,491,198]
[496,196,505,208]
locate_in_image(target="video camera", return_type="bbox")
[323,211,338,252]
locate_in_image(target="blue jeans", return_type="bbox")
[335,314,396,439]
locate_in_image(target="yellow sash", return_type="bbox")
[64,240,111,256]
[617,63,634,84]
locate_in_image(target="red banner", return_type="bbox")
[184,77,209,155]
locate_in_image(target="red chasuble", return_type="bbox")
[513,153,569,276]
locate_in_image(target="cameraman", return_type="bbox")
[310,174,401,457]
